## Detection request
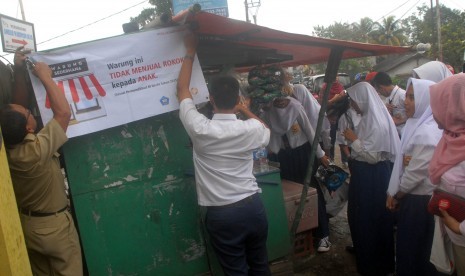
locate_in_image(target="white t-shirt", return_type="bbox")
[440,160,465,246]
[383,85,406,136]
[179,98,270,206]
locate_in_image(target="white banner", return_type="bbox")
[29,26,208,138]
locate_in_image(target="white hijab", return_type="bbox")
[292,84,331,131]
[412,61,453,83]
[346,82,400,161]
[387,78,442,195]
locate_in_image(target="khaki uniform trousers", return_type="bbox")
[20,210,83,276]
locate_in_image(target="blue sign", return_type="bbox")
[173,0,229,17]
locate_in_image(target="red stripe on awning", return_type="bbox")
[68,79,79,103]
[78,76,93,100]
[89,74,106,97]
[45,81,65,109]
[43,74,107,109]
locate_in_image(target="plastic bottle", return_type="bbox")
[259,147,269,173]
[253,147,269,174]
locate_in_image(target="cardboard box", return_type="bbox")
[282,179,318,233]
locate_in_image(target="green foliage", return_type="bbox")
[312,4,465,71]
[370,16,407,46]
[131,0,172,27]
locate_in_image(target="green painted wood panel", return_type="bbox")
[63,112,211,275]
[256,169,292,261]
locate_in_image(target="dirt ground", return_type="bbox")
[292,203,359,276]
[293,149,359,276]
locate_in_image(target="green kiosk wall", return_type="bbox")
[63,110,290,275]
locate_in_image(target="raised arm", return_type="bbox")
[177,32,197,102]
[32,62,71,131]
[12,46,31,107]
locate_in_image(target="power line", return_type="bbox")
[1,0,148,60]
[375,0,415,22]
[397,0,422,20]
[37,0,147,46]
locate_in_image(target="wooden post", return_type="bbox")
[0,130,32,276]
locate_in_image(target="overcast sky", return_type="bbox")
[1,0,464,63]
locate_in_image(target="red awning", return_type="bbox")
[45,74,106,109]
[188,12,413,71]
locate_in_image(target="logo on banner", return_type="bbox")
[160,96,169,106]
[49,58,107,124]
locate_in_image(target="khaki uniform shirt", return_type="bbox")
[7,119,68,212]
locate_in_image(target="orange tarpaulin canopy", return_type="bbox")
[188,12,413,71]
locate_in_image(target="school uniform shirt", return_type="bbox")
[336,107,361,146]
[292,84,331,150]
[263,96,325,158]
[382,85,406,136]
[428,74,465,247]
[387,78,441,196]
[7,118,69,212]
[346,82,400,164]
[179,98,270,207]
[439,160,465,246]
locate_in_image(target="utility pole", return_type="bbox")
[244,0,250,23]
[244,0,261,24]
[18,0,26,20]
[436,0,443,61]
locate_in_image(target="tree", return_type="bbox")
[351,17,375,43]
[313,22,353,41]
[370,16,406,46]
[131,0,172,27]
[402,4,465,69]
[441,12,465,72]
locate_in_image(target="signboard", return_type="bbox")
[173,0,229,17]
[0,13,36,53]
[29,26,208,138]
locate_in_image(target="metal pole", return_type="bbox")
[18,0,26,20]
[244,0,250,23]
[436,0,443,61]
[289,47,344,242]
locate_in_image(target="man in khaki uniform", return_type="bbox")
[0,49,83,275]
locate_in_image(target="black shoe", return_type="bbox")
[345,245,355,255]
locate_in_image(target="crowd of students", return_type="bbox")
[323,62,464,276]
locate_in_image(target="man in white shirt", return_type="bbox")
[371,72,407,137]
[177,33,271,275]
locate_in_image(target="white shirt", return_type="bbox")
[383,85,406,136]
[336,108,361,146]
[179,98,270,206]
[292,84,331,150]
[398,144,436,195]
[263,97,325,158]
[440,160,465,246]
[347,82,400,163]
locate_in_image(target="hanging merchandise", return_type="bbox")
[247,65,287,114]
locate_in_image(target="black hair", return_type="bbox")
[0,104,27,145]
[327,95,350,120]
[209,76,240,110]
[371,72,392,86]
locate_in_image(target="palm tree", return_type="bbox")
[351,17,374,43]
[370,16,407,46]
